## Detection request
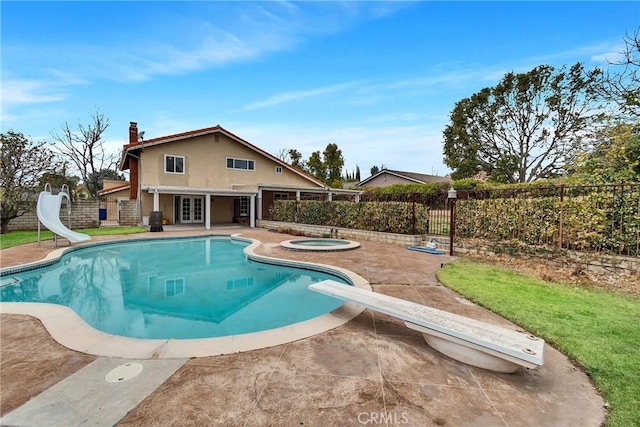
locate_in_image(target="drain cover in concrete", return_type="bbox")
[105,362,143,383]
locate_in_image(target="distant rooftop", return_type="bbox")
[356,169,452,187]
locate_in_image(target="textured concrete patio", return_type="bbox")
[0,228,606,426]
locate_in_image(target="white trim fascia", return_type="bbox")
[383,170,425,184]
[142,185,257,197]
[257,183,362,195]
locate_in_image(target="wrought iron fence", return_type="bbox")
[270,184,640,257]
[359,193,451,235]
[456,184,640,257]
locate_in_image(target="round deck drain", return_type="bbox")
[105,362,143,383]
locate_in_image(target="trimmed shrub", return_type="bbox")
[270,200,429,235]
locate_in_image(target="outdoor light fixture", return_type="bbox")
[448,187,457,201]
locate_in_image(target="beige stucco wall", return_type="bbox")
[102,179,128,190]
[211,197,234,224]
[158,194,174,223]
[140,133,317,189]
[102,188,130,202]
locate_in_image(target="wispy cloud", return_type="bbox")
[4,2,407,85]
[1,0,411,127]
[591,44,627,64]
[239,65,512,112]
[1,78,70,123]
[240,81,363,111]
[238,121,449,176]
[523,39,628,68]
[0,69,87,122]
[2,79,66,105]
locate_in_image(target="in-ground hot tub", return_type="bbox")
[280,238,360,252]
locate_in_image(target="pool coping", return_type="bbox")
[0,233,370,359]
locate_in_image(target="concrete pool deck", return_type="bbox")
[0,228,606,426]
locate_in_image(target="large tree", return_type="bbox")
[51,110,118,199]
[287,149,305,170]
[39,170,80,198]
[306,151,326,182]
[284,144,346,185]
[0,131,60,234]
[568,121,640,183]
[323,143,344,185]
[302,143,345,186]
[598,30,640,119]
[443,63,602,183]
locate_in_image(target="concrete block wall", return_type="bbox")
[456,244,640,274]
[119,200,140,226]
[7,200,99,232]
[257,220,425,246]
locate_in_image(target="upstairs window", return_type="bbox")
[227,158,255,171]
[275,166,283,174]
[165,155,185,174]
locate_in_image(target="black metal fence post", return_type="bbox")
[447,188,457,256]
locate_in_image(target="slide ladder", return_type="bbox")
[37,183,91,246]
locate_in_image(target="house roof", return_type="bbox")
[120,125,329,189]
[356,169,452,187]
[97,183,130,196]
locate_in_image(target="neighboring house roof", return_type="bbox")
[97,183,130,196]
[120,125,328,189]
[356,169,452,187]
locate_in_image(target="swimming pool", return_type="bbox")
[0,236,355,340]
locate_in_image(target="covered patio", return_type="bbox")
[140,184,362,230]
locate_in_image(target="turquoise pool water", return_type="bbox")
[0,237,347,339]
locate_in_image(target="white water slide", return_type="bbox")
[37,184,91,245]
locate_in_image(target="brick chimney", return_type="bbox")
[127,122,139,200]
[129,122,138,144]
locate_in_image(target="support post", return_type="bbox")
[250,195,256,228]
[205,194,211,230]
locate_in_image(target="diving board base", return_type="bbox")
[405,322,526,373]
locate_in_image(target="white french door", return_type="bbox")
[176,196,204,223]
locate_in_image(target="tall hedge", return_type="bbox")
[455,186,640,256]
[270,200,429,235]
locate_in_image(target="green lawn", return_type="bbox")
[437,258,640,427]
[0,227,147,250]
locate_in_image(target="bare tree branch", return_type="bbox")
[51,110,118,199]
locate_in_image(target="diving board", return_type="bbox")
[308,280,544,373]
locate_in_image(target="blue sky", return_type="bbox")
[2,1,639,179]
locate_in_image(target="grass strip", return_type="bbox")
[437,258,640,427]
[0,227,147,250]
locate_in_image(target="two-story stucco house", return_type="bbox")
[119,122,360,229]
